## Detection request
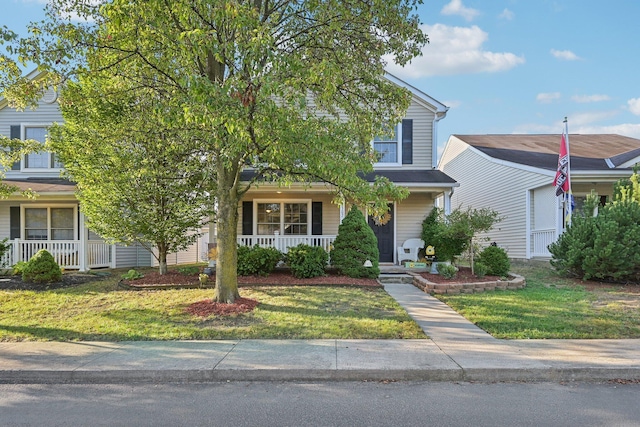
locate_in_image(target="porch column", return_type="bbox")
[78,211,87,272]
[110,244,117,269]
[339,202,346,223]
[443,190,452,215]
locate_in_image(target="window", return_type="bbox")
[256,201,310,235]
[373,124,401,164]
[22,125,63,169]
[23,206,76,240]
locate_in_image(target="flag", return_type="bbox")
[554,133,570,196]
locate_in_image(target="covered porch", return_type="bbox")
[1,239,114,270]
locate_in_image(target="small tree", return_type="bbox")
[421,206,500,271]
[22,249,62,283]
[331,206,380,278]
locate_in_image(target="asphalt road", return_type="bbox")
[1,381,640,427]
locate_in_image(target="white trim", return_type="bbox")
[372,122,402,167]
[605,158,615,168]
[384,72,449,114]
[20,123,63,172]
[525,189,532,259]
[253,198,312,236]
[20,203,78,241]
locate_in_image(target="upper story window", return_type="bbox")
[373,124,402,165]
[20,125,62,170]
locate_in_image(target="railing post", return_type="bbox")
[78,212,87,272]
[13,238,20,265]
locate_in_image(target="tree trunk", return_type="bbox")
[214,172,241,303]
[158,243,168,275]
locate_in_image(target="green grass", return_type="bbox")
[0,277,425,341]
[437,262,640,339]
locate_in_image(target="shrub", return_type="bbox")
[12,261,28,276]
[478,245,510,277]
[237,244,282,276]
[22,249,62,283]
[474,261,488,278]
[286,244,328,278]
[549,199,640,281]
[330,206,380,278]
[121,269,144,280]
[177,266,200,275]
[437,262,458,279]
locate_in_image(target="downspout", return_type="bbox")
[444,188,453,215]
[432,110,448,169]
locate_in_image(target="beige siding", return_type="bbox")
[440,138,551,259]
[395,193,435,246]
[238,192,340,236]
[404,101,435,169]
[0,202,12,240]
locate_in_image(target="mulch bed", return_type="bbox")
[122,270,381,289]
[0,272,105,291]
[185,297,260,317]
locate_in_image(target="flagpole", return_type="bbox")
[564,117,572,226]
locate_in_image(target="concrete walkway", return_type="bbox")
[1,283,639,384]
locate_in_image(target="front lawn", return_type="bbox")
[0,274,425,341]
[437,261,640,339]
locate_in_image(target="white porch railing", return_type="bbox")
[1,239,112,270]
[531,229,556,258]
[238,235,337,254]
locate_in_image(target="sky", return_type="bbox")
[4,0,640,156]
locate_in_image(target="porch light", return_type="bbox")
[363,259,373,267]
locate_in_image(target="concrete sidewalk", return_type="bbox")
[1,283,639,384]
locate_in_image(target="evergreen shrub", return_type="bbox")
[286,244,328,278]
[474,261,488,278]
[437,262,458,279]
[478,245,510,277]
[549,200,640,281]
[22,249,62,283]
[237,244,282,276]
[330,206,380,278]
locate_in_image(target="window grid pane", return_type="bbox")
[25,208,48,241]
[51,208,74,241]
[284,203,308,235]
[257,203,281,235]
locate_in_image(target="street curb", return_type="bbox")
[2,367,639,384]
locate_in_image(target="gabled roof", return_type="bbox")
[0,69,47,111]
[385,72,448,115]
[454,134,640,171]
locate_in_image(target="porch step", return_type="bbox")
[377,273,414,284]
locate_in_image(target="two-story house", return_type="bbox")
[0,70,206,271]
[228,74,458,265]
[2,70,456,269]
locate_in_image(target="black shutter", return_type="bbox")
[10,125,20,170]
[312,202,322,235]
[401,119,413,165]
[242,201,253,235]
[10,207,20,240]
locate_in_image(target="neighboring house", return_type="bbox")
[0,70,206,271]
[439,134,640,259]
[226,74,458,265]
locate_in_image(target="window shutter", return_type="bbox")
[9,125,20,170]
[401,119,413,165]
[312,202,323,235]
[10,207,20,240]
[242,201,253,235]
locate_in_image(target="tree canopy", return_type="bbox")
[1,0,429,302]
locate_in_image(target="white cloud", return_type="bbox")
[441,0,480,22]
[572,123,640,139]
[568,110,619,127]
[628,98,640,115]
[385,24,525,78]
[551,49,581,61]
[498,9,514,20]
[536,92,561,103]
[572,94,611,103]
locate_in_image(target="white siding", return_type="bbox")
[440,138,551,259]
[533,186,557,231]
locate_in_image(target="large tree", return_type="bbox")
[1,0,427,302]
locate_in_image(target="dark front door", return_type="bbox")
[368,204,395,263]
